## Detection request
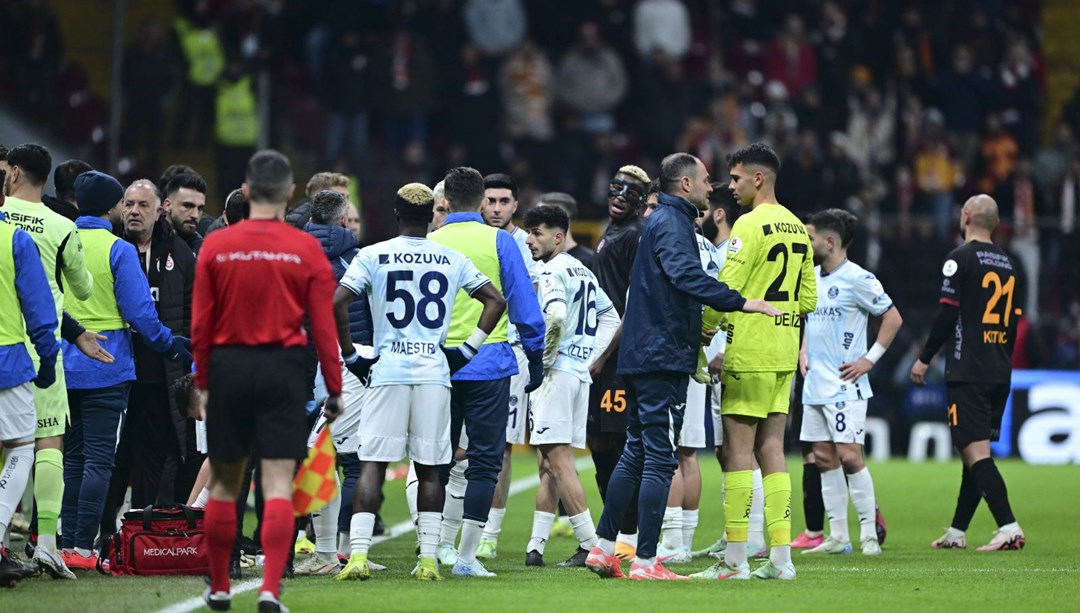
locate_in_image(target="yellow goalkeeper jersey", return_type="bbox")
[703,203,816,372]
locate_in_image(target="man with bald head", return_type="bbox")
[911,194,1025,552]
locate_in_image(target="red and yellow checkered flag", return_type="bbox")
[293,426,338,516]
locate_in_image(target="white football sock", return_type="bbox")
[569,510,598,550]
[482,507,505,542]
[616,532,637,549]
[417,511,440,559]
[528,511,555,554]
[405,462,419,524]
[598,537,616,556]
[439,463,467,546]
[681,509,699,550]
[313,494,339,554]
[749,468,765,550]
[634,556,656,568]
[193,487,210,508]
[0,445,33,541]
[847,467,877,543]
[661,506,683,549]
[38,533,57,554]
[821,467,849,542]
[769,544,792,567]
[349,513,375,557]
[458,519,485,564]
[724,541,746,567]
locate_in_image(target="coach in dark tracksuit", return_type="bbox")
[593,154,778,573]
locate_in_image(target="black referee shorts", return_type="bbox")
[207,345,310,463]
[946,382,1011,450]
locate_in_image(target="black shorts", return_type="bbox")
[946,382,1011,450]
[587,359,629,435]
[207,345,310,463]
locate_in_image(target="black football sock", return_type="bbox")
[950,464,980,531]
[970,458,1016,528]
[802,462,824,533]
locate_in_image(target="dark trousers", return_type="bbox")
[595,372,685,559]
[337,451,360,534]
[63,383,131,550]
[441,377,511,522]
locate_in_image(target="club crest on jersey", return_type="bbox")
[828,286,839,299]
[837,401,846,409]
[943,259,958,277]
[510,395,518,407]
[165,255,175,271]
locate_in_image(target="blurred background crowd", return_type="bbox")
[0,0,1076,449]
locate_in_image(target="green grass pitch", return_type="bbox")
[4,456,1077,612]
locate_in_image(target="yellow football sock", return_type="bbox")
[763,472,792,547]
[35,449,64,539]
[723,470,754,542]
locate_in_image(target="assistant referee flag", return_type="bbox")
[293,427,338,515]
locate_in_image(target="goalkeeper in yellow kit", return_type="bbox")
[694,143,816,580]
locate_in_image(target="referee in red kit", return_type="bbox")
[191,150,343,613]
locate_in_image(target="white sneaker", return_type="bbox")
[689,559,750,580]
[32,548,76,580]
[293,554,341,575]
[976,527,1025,552]
[751,560,796,580]
[802,536,852,555]
[749,539,768,558]
[437,543,458,567]
[861,537,882,556]
[930,528,967,550]
[257,590,289,613]
[657,544,692,564]
[451,558,496,578]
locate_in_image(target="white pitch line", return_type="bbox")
[813,566,1075,574]
[158,455,594,613]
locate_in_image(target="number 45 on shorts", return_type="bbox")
[601,389,626,413]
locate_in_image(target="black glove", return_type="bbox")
[524,348,544,393]
[344,351,379,385]
[442,342,479,375]
[34,354,57,389]
[166,335,192,363]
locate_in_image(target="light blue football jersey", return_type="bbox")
[538,252,614,383]
[802,260,893,404]
[340,235,490,387]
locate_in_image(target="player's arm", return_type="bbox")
[59,228,94,301]
[712,222,782,316]
[307,252,344,398]
[335,249,377,380]
[798,237,817,315]
[588,317,622,379]
[13,230,60,371]
[538,269,567,369]
[111,240,185,360]
[445,261,504,374]
[590,286,618,365]
[191,244,217,390]
[652,219,748,312]
[912,255,963,385]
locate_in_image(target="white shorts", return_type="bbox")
[307,362,368,454]
[711,380,723,447]
[529,369,588,449]
[196,419,208,454]
[800,400,869,445]
[506,345,530,445]
[359,384,452,465]
[0,383,36,441]
[681,378,707,449]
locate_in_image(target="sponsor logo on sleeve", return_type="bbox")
[942,259,958,277]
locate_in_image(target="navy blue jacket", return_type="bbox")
[617,193,746,376]
[304,222,373,346]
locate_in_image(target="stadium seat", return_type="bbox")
[864,417,891,462]
[908,422,951,463]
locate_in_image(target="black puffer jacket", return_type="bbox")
[304,222,373,345]
[124,218,196,456]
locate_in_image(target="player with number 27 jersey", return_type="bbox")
[339,236,491,387]
[538,253,615,382]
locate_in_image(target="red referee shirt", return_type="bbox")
[192,219,343,395]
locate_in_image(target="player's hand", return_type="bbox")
[742,299,783,317]
[588,353,608,380]
[910,359,930,386]
[700,327,718,346]
[524,349,545,393]
[191,388,208,421]
[442,342,478,375]
[840,357,874,382]
[322,395,344,423]
[34,355,57,389]
[708,352,725,376]
[344,350,379,384]
[75,330,114,364]
[165,335,192,363]
[799,350,809,377]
